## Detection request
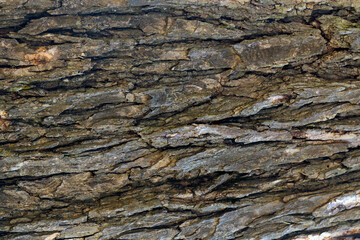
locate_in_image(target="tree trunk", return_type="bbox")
[1,1,360,239]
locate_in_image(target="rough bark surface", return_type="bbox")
[1,0,360,239]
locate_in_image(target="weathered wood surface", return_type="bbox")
[1,1,360,239]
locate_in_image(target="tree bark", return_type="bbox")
[1,1,360,239]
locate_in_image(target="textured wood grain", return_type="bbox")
[1,1,360,239]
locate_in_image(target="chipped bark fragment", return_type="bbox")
[0,110,10,131]
[44,233,60,240]
[25,47,58,65]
